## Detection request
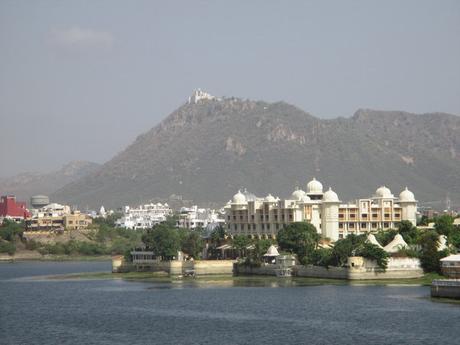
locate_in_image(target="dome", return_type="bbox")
[307,177,323,194]
[322,187,339,202]
[399,187,415,202]
[375,186,393,198]
[232,190,247,204]
[242,188,257,202]
[291,188,306,201]
[265,194,276,203]
[301,195,311,203]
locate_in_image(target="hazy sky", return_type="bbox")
[1,0,459,177]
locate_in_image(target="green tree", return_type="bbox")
[0,241,16,255]
[329,234,389,269]
[181,231,204,259]
[232,235,251,258]
[374,228,398,247]
[0,219,24,242]
[210,226,227,246]
[434,215,455,237]
[356,242,389,270]
[397,221,419,245]
[418,230,445,273]
[277,222,320,264]
[330,234,365,267]
[142,224,180,260]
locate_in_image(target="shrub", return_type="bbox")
[0,241,16,255]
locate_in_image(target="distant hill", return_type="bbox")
[52,94,460,209]
[0,161,100,204]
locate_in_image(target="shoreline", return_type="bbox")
[0,254,112,262]
[42,270,442,286]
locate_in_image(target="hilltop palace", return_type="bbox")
[224,178,417,241]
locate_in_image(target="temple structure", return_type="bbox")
[224,178,417,241]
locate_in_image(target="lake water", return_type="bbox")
[0,261,458,345]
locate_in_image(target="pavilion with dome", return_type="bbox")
[224,178,417,241]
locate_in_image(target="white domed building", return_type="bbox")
[224,180,417,242]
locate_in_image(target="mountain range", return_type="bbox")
[0,161,100,203]
[43,94,460,210]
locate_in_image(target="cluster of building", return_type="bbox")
[0,194,92,231]
[224,178,418,241]
[115,202,173,229]
[177,206,225,231]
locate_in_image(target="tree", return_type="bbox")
[434,215,455,237]
[355,242,389,270]
[142,224,180,260]
[247,239,273,266]
[329,234,365,267]
[277,222,320,264]
[0,219,24,242]
[210,226,227,246]
[232,235,251,258]
[418,230,445,273]
[374,229,398,246]
[397,221,419,245]
[181,231,204,259]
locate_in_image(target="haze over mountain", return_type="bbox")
[48,93,460,210]
[0,161,100,203]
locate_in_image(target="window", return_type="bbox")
[384,213,390,218]
[339,223,343,229]
[383,222,389,228]
[349,223,355,228]
[361,214,368,218]
[339,214,344,219]
[350,214,356,218]
[361,223,366,228]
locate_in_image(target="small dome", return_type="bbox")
[265,194,276,203]
[301,195,311,203]
[399,187,415,202]
[291,188,306,201]
[242,188,257,202]
[323,187,339,202]
[307,177,323,194]
[232,190,247,204]
[375,186,393,198]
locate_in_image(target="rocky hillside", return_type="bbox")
[52,96,460,209]
[0,161,100,203]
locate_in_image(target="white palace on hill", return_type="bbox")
[224,178,417,241]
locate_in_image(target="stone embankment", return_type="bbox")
[431,280,460,299]
[234,257,424,280]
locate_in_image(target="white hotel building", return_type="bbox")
[224,178,417,241]
[115,203,172,230]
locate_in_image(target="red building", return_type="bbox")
[0,195,31,220]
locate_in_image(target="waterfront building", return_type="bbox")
[0,195,30,222]
[224,178,417,241]
[115,202,172,229]
[177,206,225,231]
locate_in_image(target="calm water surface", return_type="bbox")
[0,261,458,345]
